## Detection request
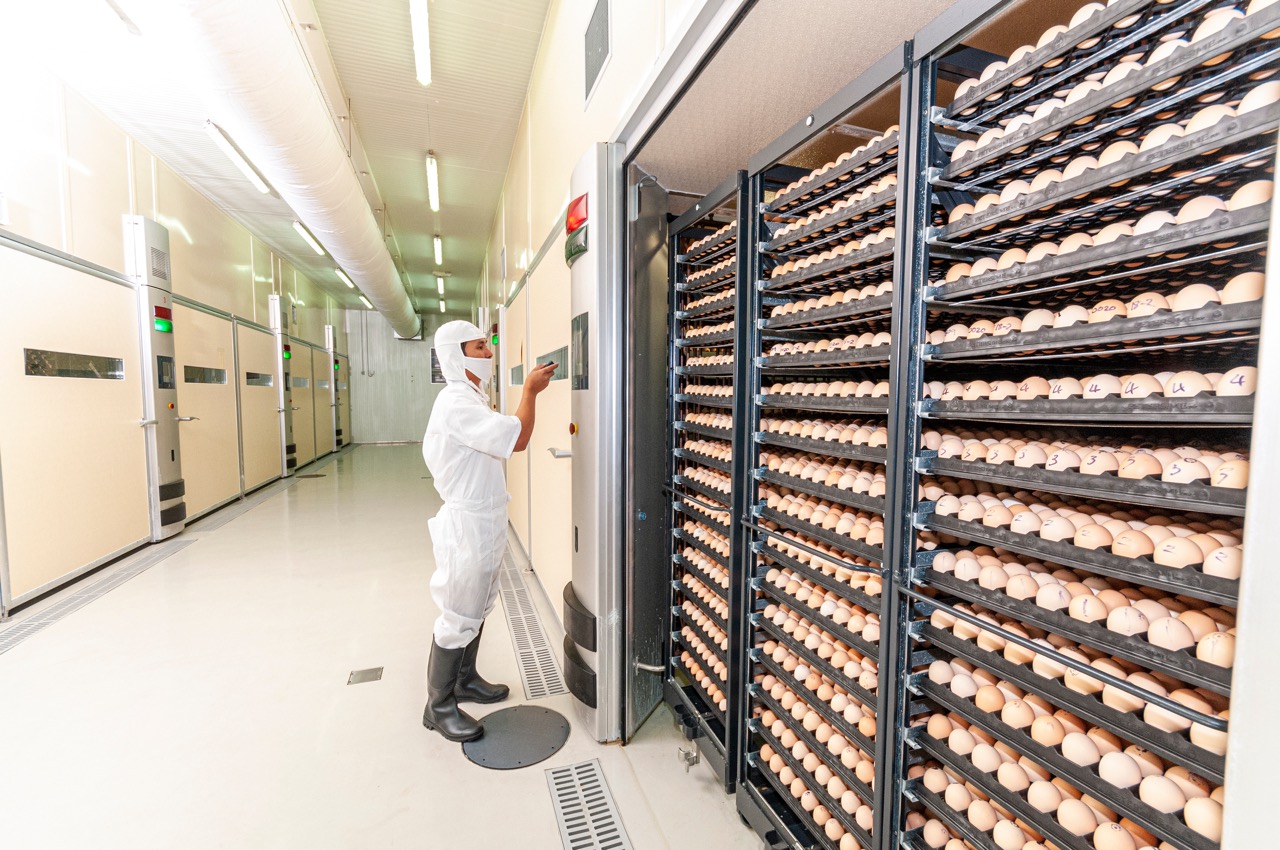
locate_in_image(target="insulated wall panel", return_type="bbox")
[0,247,150,600]
[237,323,281,491]
[173,304,240,519]
[291,341,316,466]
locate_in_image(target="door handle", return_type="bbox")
[176,416,200,422]
[291,406,300,411]
[547,448,572,459]
[138,418,157,427]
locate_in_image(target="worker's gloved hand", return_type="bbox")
[526,363,556,395]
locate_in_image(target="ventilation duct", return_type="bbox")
[160,0,421,339]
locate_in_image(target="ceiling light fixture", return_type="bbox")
[434,235,443,265]
[204,121,271,194]
[409,0,432,86]
[359,295,373,309]
[439,300,446,313]
[426,151,440,212]
[436,275,445,295]
[335,269,355,288]
[292,220,325,256]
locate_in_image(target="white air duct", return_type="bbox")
[156,0,421,339]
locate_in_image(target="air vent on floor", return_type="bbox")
[546,760,634,850]
[584,0,609,101]
[499,552,569,700]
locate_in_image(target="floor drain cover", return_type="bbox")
[297,474,327,479]
[462,705,570,770]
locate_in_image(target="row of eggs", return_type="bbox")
[680,463,732,494]
[765,600,881,686]
[943,183,1273,283]
[678,624,726,682]
[949,3,1280,164]
[677,649,727,712]
[931,549,1237,665]
[777,126,899,200]
[949,82,1280,223]
[684,353,734,366]
[683,437,732,462]
[761,487,885,545]
[680,545,728,591]
[756,738,872,849]
[766,379,891,398]
[921,367,1257,401]
[767,332,892,358]
[683,319,734,339]
[761,417,889,447]
[686,218,736,254]
[681,494,730,525]
[769,227,896,280]
[681,602,727,651]
[685,254,735,284]
[929,603,1230,754]
[682,383,735,397]
[762,451,887,496]
[921,425,1237,453]
[928,275,1265,345]
[757,647,877,732]
[680,573,728,621]
[769,281,893,318]
[680,518,731,560]
[684,285,734,311]
[934,432,1250,488]
[772,174,898,240]
[929,488,1244,572]
[684,412,732,429]
[762,528,882,591]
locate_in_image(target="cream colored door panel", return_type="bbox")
[173,305,240,518]
[335,354,351,447]
[237,324,280,491]
[314,347,335,457]
[505,288,531,554]
[291,342,316,466]
[0,248,150,600]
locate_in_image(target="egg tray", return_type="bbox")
[916,622,1225,784]
[756,430,889,464]
[766,188,900,258]
[942,0,1172,125]
[751,520,884,580]
[679,230,738,267]
[672,625,729,693]
[672,553,730,616]
[676,267,737,294]
[924,453,1247,517]
[674,446,734,475]
[759,541,882,622]
[739,767,827,850]
[920,510,1238,607]
[664,676,729,782]
[755,614,879,714]
[759,393,892,416]
[672,474,733,513]
[936,102,1280,245]
[921,392,1254,426]
[942,7,1280,186]
[924,301,1264,366]
[672,501,731,538]
[675,329,736,347]
[674,393,736,410]
[763,293,895,332]
[671,650,728,727]
[673,523,731,572]
[916,678,1218,850]
[676,362,736,377]
[675,420,733,442]
[759,343,894,372]
[762,238,898,293]
[677,296,736,322]
[768,130,901,215]
[757,578,881,663]
[758,468,887,518]
[928,202,1271,304]
[903,780,1003,850]
[758,506,886,566]
[921,568,1233,696]
[674,604,729,668]
[745,748,847,850]
[754,651,878,770]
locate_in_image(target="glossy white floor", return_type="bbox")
[0,444,761,850]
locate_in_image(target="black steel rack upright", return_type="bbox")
[664,173,752,792]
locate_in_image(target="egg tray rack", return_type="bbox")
[674,419,733,441]
[757,468,887,517]
[756,577,882,663]
[754,613,882,715]
[680,230,739,268]
[914,618,1226,785]
[754,647,877,756]
[759,344,894,372]
[759,541,883,626]
[918,507,1239,607]
[922,452,1248,516]
[764,187,899,257]
[673,499,731,538]
[673,523,731,570]
[904,779,1004,850]
[677,295,736,322]
[915,676,1218,850]
[672,549,729,606]
[745,746,852,850]
[756,506,887,567]
[676,362,736,377]
[757,431,890,464]
[924,301,1263,364]
[761,239,898,295]
[676,264,737,295]
[767,130,901,216]
[920,392,1255,425]
[675,603,729,666]
[672,472,733,510]
[675,328,736,347]
[674,393,736,410]
[759,393,892,416]
[739,759,833,850]
[940,6,1280,186]
[669,649,729,731]
[926,202,1272,304]
[934,103,1280,245]
[762,293,895,332]
[920,567,1233,695]
[674,446,734,475]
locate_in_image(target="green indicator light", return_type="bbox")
[334,362,340,371]
[283,350,292,360]
[491,334,499,346]
[153,318,173,333]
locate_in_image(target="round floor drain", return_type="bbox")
[461,705,570,770]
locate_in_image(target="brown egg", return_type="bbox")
[1203,546,1242,579]
[1098,752,1144,789]
[1062,732,1102,766]
[1197,631,1235,667]
[1148,616,1196,650]
[1185,797,1223,841]
[1230,179,1274,211]
[1119,454,1163,480]
[1176,195,1228,225]
[1138,775,1186,813]
[1057,797,1098,836]
[1093,823,1137,850]
[1212,459,1249,488]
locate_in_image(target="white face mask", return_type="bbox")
[463,355,494,385]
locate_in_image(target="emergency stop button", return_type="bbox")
[569,422,578,436]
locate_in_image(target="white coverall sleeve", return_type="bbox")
[452,402,522,459]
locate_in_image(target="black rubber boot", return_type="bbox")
[422,640,484,742]
[455,624,511,704]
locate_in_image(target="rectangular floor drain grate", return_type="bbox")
[347,667,383,685]
[546,760,634,850]
[0,539,196,655]
[499,552,568,701]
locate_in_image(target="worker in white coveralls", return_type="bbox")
[421,319,556,742]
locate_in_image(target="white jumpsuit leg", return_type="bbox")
[428,499,508,649]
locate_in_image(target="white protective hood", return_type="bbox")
[168,0,421,339]
[434,320,486,384]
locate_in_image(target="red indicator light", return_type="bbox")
[168,403,175,410]
[566,193,588,235]
[153,306,172,320]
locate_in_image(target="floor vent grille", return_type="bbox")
[546,760,634,850]
[499,552,568,700]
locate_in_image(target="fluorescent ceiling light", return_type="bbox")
[358,295,373,309]
[434,235,443,265]
[439,300,446,313]
[426,151,440,212]
[292,220,325,256]
[335,269,355,288]
[204,121,271,194]
[436,275,445,295]
[409,0,432,86]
